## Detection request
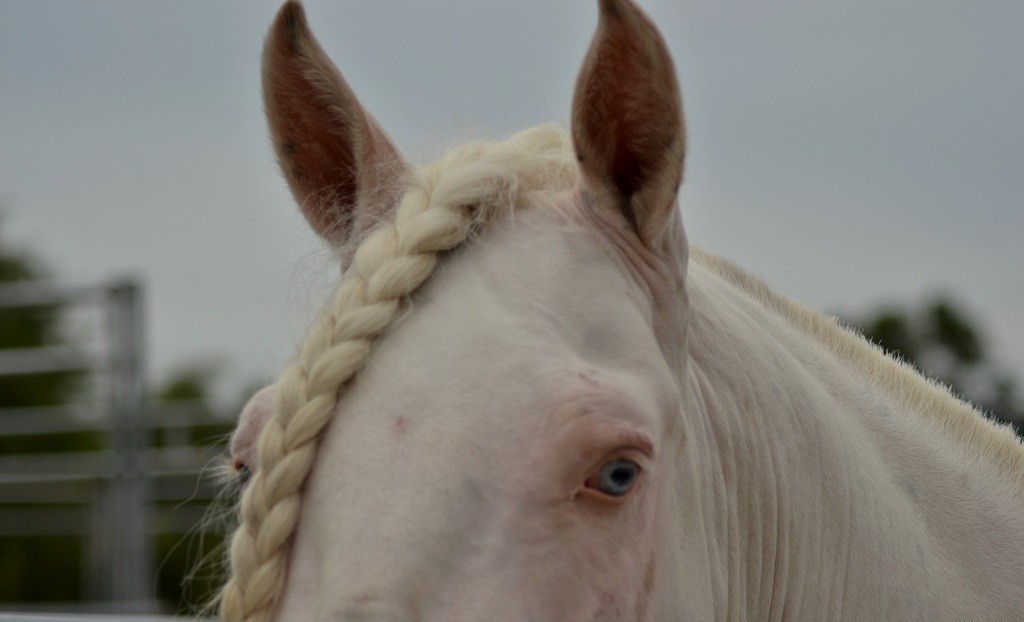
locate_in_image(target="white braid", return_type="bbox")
[219,126,576,622]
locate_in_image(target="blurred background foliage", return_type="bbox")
[0,223,239,613]
[0,244,92,452]
[0,232,97,604]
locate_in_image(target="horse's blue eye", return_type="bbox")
[593,459,640,497]
[238,465,252,486]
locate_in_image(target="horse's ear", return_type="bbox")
[571,0,685,250]
[262,1,409,257]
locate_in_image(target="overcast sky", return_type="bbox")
[1,0,1021,410]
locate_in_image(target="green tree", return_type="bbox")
[0,227,95,603]
[1,222,244,612]
[150,363,235,614]
[0,246,82,413]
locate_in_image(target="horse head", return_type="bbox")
[224,1,702,620]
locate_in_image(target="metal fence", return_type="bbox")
[0,280,225,613]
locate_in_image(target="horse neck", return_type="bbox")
[677,258,1024,620]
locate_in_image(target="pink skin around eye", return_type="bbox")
[230,385,277,474]
[493,410,661,620]
[532,410,654,504]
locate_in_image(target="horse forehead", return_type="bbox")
[329,207,676,452]
[395,206,661,375]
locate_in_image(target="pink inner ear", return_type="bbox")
[571,1,686,247]
[579,19,680,201]
[263,3,361,238]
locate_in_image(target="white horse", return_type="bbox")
[221,1,1024,620]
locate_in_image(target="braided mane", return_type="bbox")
[219,126,576,622]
